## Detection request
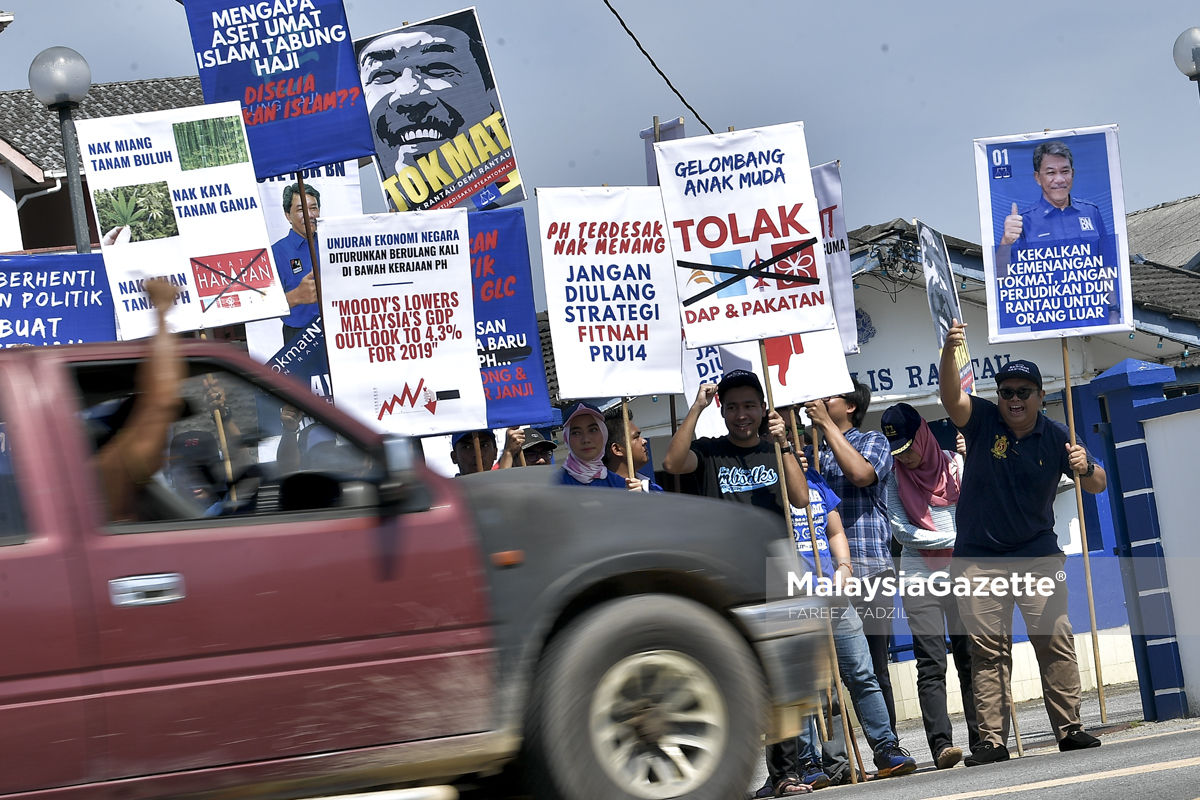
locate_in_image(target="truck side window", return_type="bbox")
[74,360,383,525]
[0,420,26,545]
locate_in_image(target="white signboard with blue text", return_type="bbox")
[973,125,1132,344]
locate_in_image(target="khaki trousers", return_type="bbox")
[953,554,1083,745]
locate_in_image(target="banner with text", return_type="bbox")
[184,0,375,179]
[538,186,684,399]
[470,207,553,427]
[973,124,1131,343]
[76,102,289,339]
[683,328,852,439]
[916,218,975,395]
[246,158,361,373]
[811,161,858,355]
[654,122,835,349]
[0,253,115,347]
[318,209,485,435]
[354,8,525,213]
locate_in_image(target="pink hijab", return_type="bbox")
[895,418,961,568]
[563,404,609,484]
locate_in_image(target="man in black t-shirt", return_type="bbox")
[940,320,1107,765]
[664,369,811,794]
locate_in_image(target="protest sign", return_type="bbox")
[916,218,975,395]
[184,0,375,179]
[682,327,851,439]
[317,209,485,435]
[76,102,289,340]
[470,207,553,427]
[354,8,525,213]
[973,125,1131,343]
[537,186,684,399]
[0,253,115,346]
[245,159,361,367]
[811,161,858,355]
[654,122,835,349]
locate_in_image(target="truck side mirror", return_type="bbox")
[379,436,430,516]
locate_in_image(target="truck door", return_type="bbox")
[0,359,92,793]
[56,353,492,780]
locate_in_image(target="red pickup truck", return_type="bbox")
[0,339,828,800]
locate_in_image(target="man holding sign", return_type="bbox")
[939,320,1105,765]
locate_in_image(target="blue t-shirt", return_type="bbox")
[272,229,318,329]
[789,470,840,578]
[954,395,1092,558]
[559,469,663,492]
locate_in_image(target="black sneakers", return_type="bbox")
[1059,730,1102,751]
[964,742,1010,766]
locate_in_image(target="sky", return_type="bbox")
[4,0,1200,306]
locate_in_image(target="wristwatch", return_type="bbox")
[779,444,793,454]
[1084,462,1095,478]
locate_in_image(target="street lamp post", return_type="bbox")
[28,47,92,254]
[1173,27,1200,99]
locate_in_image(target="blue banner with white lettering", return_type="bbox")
[470,208,553,428]
[0,254,115,346]
[184,0,375,180]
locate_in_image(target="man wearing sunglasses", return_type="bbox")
[939,320,1106,765]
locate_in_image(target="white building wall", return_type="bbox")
[0,166,23,252]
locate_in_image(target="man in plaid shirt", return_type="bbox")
[805,380,898,734]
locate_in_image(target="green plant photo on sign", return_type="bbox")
[172,116,250,171]
[93,181,179,243]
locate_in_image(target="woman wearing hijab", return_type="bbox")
[881,403,978,770]
[559,401,646,491]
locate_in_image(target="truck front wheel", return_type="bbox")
[528,595,767,800]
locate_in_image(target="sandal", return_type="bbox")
[773,777,813,796]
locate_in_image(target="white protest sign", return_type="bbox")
[538,186,684,399]
[654,122,835,349]
[246,160,362,364]
[318,210,486,435]
[811,161,859,355]
[682,328,852,439]
[75,101,288,339]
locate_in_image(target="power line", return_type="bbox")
[601,0,715,135]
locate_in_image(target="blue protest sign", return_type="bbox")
[266,317,332,399]
[185,0,375,180]
[469,208,552,428]
[0,253,116,346]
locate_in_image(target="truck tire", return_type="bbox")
[527,595,767,800]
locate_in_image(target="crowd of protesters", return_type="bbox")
[437,321,1105,792]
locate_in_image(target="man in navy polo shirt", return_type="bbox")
[273,183,322,345]
[939,320,1106,765]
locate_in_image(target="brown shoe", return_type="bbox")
[936,745,963,769]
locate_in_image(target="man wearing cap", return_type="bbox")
[450,427,526,475]
[518,428,557,466]
[881,403,977,769]
[664,370,814,795]
[940,321,1106,764]
[804,380,899,735]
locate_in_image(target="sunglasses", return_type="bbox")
[998,387,1035,400]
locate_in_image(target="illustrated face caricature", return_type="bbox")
[358,24,499,178]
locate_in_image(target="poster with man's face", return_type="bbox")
[973,125,1132,344]
[354,8,525,213]
[916,219,975,395]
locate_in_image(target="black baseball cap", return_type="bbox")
[995,359,1042,390]
[717,369,763,400]
[521,428,557,451]
[881,403,922,455]
[452,430,495,448]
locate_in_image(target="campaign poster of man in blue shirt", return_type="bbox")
[975,126,1132,342]
[272,183,322,345]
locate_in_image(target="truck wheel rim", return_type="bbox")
[589,649,728,799]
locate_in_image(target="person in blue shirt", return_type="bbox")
[601,407,663,492]
[559,401,646,491]
[786,466,917,788]
[998,141,1113,269]
[273,183,321,345]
